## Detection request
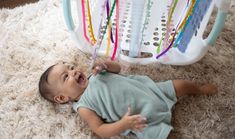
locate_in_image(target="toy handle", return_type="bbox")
[205,0,231,46]
[63,0,75,31]
[63,0,92,53]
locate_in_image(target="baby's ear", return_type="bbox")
[54,95,69,104]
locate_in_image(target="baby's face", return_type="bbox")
[48,63,88,102]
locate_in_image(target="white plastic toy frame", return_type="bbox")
[63,0,231,65]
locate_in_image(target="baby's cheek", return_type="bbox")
[67,80,77,88]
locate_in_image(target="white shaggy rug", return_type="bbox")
[0,0,234,138]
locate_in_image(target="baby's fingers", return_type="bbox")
[132,115,147,124]
[133,124,148,132]
[92,66,103,75]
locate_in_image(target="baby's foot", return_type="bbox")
[199,84,218,95]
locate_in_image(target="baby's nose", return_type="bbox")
[72,70,77,76]
[69,70,76,77]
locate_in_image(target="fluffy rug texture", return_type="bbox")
[0,0,234,138]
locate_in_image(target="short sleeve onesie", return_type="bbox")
[73,72,177,139]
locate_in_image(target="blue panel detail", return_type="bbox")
[177,0,212,53]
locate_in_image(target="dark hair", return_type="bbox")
[38,64,57,103]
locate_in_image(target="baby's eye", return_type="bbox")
[64,74,69,81]
[70,65,75,70]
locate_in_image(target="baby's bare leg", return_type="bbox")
[172,80,218,98]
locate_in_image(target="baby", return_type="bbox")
[39,60,217,139]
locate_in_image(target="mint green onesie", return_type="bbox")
[73,72,177,139]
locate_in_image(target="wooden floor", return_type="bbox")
[0,0,39,9]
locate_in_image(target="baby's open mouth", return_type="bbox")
[77,74,85,84]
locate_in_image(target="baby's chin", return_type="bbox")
[74,90,86,101]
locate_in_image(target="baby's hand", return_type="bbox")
[92,62,108,75]
[120,107,148,132]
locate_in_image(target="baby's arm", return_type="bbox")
[78,107,147,138]
[92,60,121,75]
[104,60,121,73]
